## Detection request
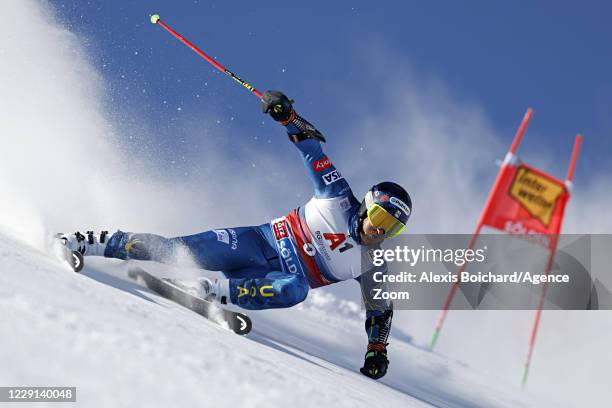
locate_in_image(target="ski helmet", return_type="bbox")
[357,182,412,238]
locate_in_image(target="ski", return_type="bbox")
[127,266,252,335]
[54,235,84,272]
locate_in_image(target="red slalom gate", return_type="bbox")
[428,108,583,386]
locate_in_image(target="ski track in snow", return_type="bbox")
[0,234,559,408]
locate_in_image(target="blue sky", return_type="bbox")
[49,0,611,183]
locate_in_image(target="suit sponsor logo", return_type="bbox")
[272,220,289,240]
[237,285,274,298]
[339,197,351,211]
[390,197,410,216]
[322,170,343,185]
[228,228,238,250]
[213,229,230,245]
[271,218,299,274]
[314,230,332,261]
[125,238,143,254]
[313,156,332,172]
[303,242,316,257]
[279,238,298,274]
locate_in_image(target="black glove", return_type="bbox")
[262,90,326,143]
[262,90,294,122]
[360,348,389,379]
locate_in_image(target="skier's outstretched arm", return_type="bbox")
[355,254,393,380]
[262,90,351,199]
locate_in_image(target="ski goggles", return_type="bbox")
[364,192,407,238]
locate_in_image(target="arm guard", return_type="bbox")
[357,248,394,348]
[282,111,326,143]
[365,309,393,349]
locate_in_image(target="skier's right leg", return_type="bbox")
[59,230,177,261]
[61,225,280,269]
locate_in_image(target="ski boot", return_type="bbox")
[57,231,110,256]
[163,277,230,304]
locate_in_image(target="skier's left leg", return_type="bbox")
[111,225,311,310]
[174,225,309,310]
[111,225,310,310]
[222,269,309,310]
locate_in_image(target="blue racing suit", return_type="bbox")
[104,132,391,326]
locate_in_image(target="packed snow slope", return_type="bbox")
[0,233,558,408]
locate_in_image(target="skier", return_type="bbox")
[60,91,412,380]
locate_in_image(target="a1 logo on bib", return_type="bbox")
[323,233,354,253]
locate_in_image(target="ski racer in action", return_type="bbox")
[60,91,412,380]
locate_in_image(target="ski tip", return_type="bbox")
[70,251,84,273]
[232,313,252,335]
[150,14,160,24]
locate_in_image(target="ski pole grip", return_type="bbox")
[150,14,160,24]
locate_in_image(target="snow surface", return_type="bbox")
[0,233,557,408]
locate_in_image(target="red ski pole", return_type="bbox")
[150,14,264,100]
